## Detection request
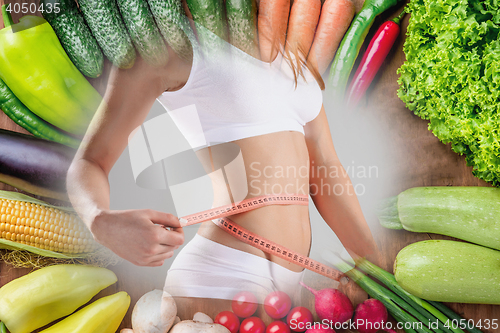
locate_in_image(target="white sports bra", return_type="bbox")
[157,28,323,148]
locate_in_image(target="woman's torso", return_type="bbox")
[157,41,320,273]
[196,131,312,273]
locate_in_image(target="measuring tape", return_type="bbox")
[179,194,309,226]
[179,194,343,281]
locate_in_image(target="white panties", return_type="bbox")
[164,233,305,304]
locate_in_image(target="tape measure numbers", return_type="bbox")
[179,194,343,281]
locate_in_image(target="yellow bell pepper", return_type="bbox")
[39,292,130,333]
[0,264,117,333]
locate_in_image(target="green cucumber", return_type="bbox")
[41,0,103,78]
[78,0,136,68]
[117,0,168,67]
[394,240,500,304]
[147,0,194,61]
[186,0,228,54]
[378,186,500,251]
[226,0,259,58]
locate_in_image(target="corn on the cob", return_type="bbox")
[0,198,96,254]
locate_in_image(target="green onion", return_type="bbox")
[1,5,14,28]
[427,301,484,333]
[357,259,464,333]
[334,260,434,333]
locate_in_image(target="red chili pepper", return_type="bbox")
[346,8,406,107]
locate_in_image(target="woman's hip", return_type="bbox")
[164,233,305,303]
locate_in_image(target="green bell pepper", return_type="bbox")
[0,6,101,136]
[39,292,130,333]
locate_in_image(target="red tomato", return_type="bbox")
[240,317,266,333]
[215,311,240,333]
[232,291,259,318]
[286,307,313,332]
[264,291,292,319]
[266,321,291,333]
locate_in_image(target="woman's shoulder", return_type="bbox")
[158,50,193,94]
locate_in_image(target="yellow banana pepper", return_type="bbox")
[40,291,130,333]
[0,264,117,333]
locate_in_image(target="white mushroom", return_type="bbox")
[193,312,213,323]
[132,290,177,333]
[169,320,230,333]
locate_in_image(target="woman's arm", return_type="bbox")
[67,56,185,266]
[304,106,377,259]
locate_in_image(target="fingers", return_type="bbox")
[98,209,186,267]
[149,251,176,267]
[153,223,184,247]
[135,248,176,267]
[142,209,185,246]
[146,209,183,228]
[128,242,177,266]
[132,222,183,266]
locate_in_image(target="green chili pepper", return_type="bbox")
[0,78,80,148]
[328,0,402,102]
[0,5,101,136]
[0,322,7,333]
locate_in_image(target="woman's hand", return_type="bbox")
[90,209,184,267]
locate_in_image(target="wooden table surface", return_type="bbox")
[0,0,498,332]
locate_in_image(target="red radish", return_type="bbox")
[305,323,335,333]
[215,311,240,333]
[240,317,266,333]
[353,299,388,333]
[307,0,355,75]
[232,291,258,318]
[264,291,292,319]
[266,321,291,333]
[286,307,313,332]
[299,282,353,324]
[258,0,290,62]
[285,0,322,61]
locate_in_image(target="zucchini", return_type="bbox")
[40,0,104,78]
[186,0,228,54]
[378,186,500,251]
[117,0,169,67]
[0,129,75,201]
[147,0,194,61]
[78,0,136,68]
[394,240,500,304]
[226,0,259,58]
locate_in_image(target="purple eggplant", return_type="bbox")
[0,129,76,201]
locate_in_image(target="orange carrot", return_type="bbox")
[285,0,322,62]
[307,0,355,75]
[258,0,290,62]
